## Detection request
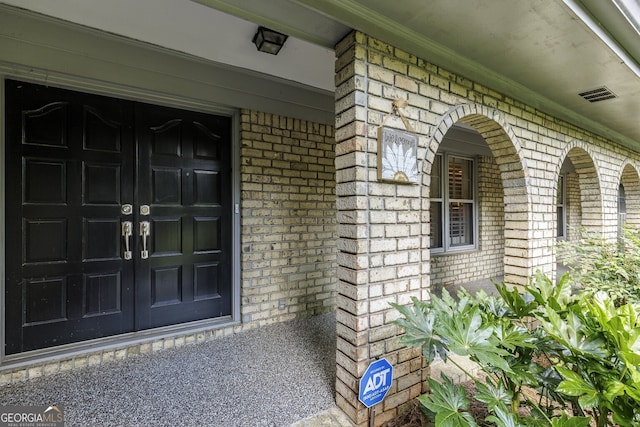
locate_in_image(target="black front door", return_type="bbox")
[134,102,232,330]
[5,80,232,354]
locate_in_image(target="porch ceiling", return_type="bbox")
[2,0,639,152]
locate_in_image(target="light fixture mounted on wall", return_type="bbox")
[252,26,288,55]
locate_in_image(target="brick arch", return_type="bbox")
[422,103,532,286]
[556,142,604,234]
[619,162,640,228]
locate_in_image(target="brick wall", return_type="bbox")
[431,156,505,290]
[335,30,640,426]
[240,110,337,325]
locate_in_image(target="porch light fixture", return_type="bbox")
[252,26,288,55]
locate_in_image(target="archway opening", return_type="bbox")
[556,146,603,273]
[557,147,602,238]
[619,164,640,232]
[429,123,504,295]
[426,110,531,294]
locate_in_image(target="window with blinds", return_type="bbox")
[431,153,477,252]
[557,175,566,239]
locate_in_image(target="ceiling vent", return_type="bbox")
[578,87,617,103]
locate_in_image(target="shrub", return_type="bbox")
[559,226,640,305]
[392,271,640,426]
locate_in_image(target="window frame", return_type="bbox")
[557,174,566,240]
[430,152,478,254]
[618,183,626,241]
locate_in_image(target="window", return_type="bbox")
[557,175,566,239]
[430,153,477,253]
[618,183,626,240]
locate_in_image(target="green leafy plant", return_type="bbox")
[392,271,640,426]
[420,374,478,426]
[559,226,640,305]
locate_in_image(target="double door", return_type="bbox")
[5,79,232,354]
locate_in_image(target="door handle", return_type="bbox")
[140,221,150,259]
[121,221,133,260]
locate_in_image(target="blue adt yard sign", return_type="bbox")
[358,358,393,408]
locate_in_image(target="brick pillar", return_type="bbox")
[334,31,427,427]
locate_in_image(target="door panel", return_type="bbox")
[135,104,232,330]
[5,80,135,354]
[5,80,232,354]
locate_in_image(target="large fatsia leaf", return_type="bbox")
[603,302,640,366]
[602,379,628,404]
[538,307,608,358]
[526,270,574,311]
[555,366,600,409]
[586,291,616,327]
[419,374,478,427]
[617,303,640,330]
[434,305,513,373]
[474,289,511,320]
[494,281,538,318]
[495,322,536,352]
[391,297,447,363]
[474,378,513,411]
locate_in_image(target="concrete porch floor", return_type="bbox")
[0,313,337,427]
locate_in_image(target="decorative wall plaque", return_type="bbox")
[378,127,418,184]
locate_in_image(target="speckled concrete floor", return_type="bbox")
[0,312,336,427]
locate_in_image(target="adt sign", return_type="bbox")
[359,358,393,408]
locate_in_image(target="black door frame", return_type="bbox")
[0,74,241,363]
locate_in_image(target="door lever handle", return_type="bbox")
[121,221,133,260]
[140,221,150,259]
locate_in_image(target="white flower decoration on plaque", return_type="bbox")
[378,127,418,183]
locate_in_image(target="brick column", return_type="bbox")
[334,31,427,427]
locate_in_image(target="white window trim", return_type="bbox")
[431,152,478,255]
